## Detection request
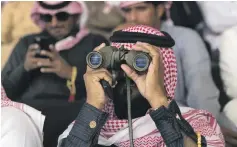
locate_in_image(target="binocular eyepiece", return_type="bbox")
[86,46,151,72]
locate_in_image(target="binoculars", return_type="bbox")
[86,46,151,73]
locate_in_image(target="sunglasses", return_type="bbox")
[40,12,70,22]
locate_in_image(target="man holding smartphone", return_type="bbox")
[1,1,108,147]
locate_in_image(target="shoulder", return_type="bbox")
[164,25,206,54]
[20,33,39,41]
[13,33,41,51]
[167,25,202,41]
[219,26,237,59]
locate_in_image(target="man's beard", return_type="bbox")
[113,79,151,119]
[47,24,77,41]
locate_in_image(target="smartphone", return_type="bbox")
[34,36,55,58]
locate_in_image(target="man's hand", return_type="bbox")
[121,42,168,109]
[84,43,112,110]
[24,44,41,71]
[37,45,72,79]
[221,127,237,146]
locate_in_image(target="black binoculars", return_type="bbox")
[86,46,151,73]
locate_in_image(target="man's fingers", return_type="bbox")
[28,58,39,69]
[227,131,237,139]
[222,127,237,138]
[27,44,40,57]
[134,42,160,56]
[121,64,139,83]
[135,42,159,55]
[226,131,237,139]
[85,68,113,86]
[86,43,106,72]
[40,50,56,59]
[133,42,160,66]
[28,44,40,51]
[90,71,113,86]
[37,58,53,67]
[28,50,38,57]
[40,67,57,73]
[49,44,58,53]
[132,44,149,53]
[101,74,113,87]
[94,43,106,51]
[30,58,39,64]
[86,65,94,72]
[225,136,237,145]
[92,68,112,77]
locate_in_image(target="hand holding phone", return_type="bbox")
[24,44,41,71]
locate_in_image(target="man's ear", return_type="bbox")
[155,4,165,19]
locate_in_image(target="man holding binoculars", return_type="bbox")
[58,25,224,147]
[85,42,166,111]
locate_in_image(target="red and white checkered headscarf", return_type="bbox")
[30,1,89,52]
[111,25,177,99]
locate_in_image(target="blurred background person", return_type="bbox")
[219,25,237,126]
[1,85,45,147]
[1,1,41,69]
[1,1,108,147]
[197,1,237,51]
[85,1,124,40]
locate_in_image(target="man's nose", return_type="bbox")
[50,16,58,27]
[129,10,138,22]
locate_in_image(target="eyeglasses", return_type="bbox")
[40,12,70,22]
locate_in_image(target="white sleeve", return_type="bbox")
[57,123,73,147]
[197,2,237,33]
[219,26,237,99]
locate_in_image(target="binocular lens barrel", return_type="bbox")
[133,54,150,72]
[86,52,103,68]
[86,47,151,72]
